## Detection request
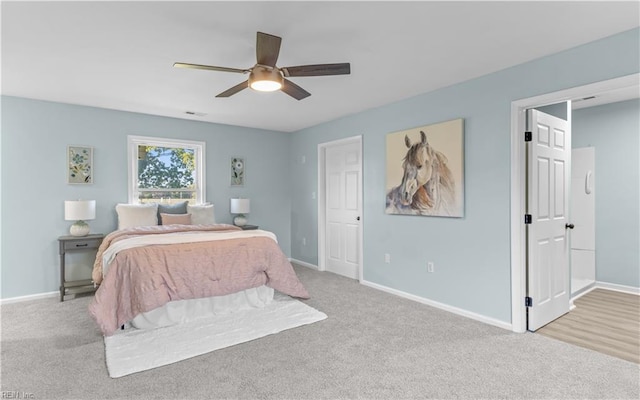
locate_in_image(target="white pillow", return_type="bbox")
[187,203,216,225]
[116,203,158,230]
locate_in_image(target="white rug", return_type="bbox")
[104,295,327,378]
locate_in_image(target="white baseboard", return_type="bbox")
[571,282,597,301]
[0,291,58,305]
[595,281,640,295]
[288,263,512,331]
[571,286,597,303]
[289,258,318,270]
[360,279,512,331]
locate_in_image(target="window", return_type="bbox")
[128,135,205,204]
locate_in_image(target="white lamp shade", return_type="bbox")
[64,200,96,221]
[230,198,250,214]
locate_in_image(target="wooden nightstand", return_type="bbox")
[240,225,259,230]
[58,233,104,302]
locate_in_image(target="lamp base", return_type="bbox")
[69,221,90,236]
[233,215,247,227]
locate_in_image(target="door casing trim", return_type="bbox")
[510,73,639,333]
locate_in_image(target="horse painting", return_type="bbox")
[386,130,458,216]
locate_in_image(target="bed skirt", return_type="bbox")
[129,285,275,330]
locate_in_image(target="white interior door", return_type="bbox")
[325,141,362,279]
[527,109,571,331]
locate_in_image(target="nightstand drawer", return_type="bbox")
[63,238,102,251]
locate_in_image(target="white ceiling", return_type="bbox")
[2,1,639,132]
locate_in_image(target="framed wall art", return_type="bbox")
[385,118,464,217]
[67,145,93,184]
[231,157,245,186]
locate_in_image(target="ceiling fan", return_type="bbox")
[174,32,350,100]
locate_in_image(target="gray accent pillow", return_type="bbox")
[157,201,188,225]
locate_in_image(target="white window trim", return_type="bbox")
[127,135,206,204]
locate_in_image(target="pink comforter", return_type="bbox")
[91,223,242,285]
[88,225,309,336]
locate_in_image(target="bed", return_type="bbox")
[88,202,309,336]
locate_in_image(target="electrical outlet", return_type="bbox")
[302,238,307,246]
[427,261,435,273]
[301,155,306,164]
[384,253,391,263]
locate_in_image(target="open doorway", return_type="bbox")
[510,73,640,333]
[530,103,596,299]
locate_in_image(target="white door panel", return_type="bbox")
[345,223,359,264]
[325,141,362,280]
[554,160,566,218]
[328,173,341,209]
[537,158,550,218]
[527,109,571,331]
[345,172,358,210]
[552,235,567,296]
[328,223,341,260]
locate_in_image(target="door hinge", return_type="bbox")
[525,297,533,307]
[524,131,532,142]
[524,214,532,224]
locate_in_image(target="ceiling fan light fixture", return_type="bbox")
[176,32,350,100]
[249,67,283,92]
[251,80,281,92]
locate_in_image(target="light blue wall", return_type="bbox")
[2,28,638,318]
[1,97,292,299]
[573,99,640,288]
[289,28,640,323]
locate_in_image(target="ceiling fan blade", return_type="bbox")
[281,63,350,77]
[216,80,249,98]
[256,32,282,67]
[174,62,248,74]
[281,78,311,100]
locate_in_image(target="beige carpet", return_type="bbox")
[2,266,639,399]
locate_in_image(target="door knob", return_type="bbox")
[565,223,575,229]
[356,216,361,221]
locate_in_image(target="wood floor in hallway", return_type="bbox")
[537,288,639,364]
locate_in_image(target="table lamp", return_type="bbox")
[64,200,96,236]
[230,198,250,226]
